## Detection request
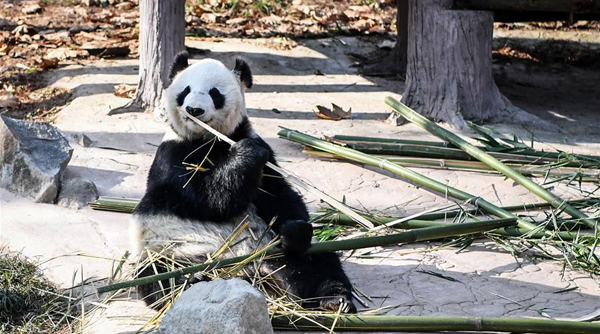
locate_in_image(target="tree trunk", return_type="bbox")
[109,0,185,119]
[401,0,558,131]
[362,0,408,77]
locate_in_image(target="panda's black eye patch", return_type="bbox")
[209,87,225,109]
[176,86,191,106]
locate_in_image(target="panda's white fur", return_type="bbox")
[165,59,248,141]
[131,207,269,262]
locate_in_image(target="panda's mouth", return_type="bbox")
[184,114,212,125]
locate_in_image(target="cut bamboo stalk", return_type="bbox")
[304,149,600,181]
[271,315,600,333]
[97,219,516,293]
[332,134,453,147]
[337,142,572,166]
[89,196,599,219]
[332,134,600,163]
[385,97,597,229]
[313,197,599,227]
[278,128,541,233]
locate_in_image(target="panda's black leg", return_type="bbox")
[277,252,357,313]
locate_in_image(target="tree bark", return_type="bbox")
[362,0,408,77]
[401,0,558,131]
[109,0,185,119]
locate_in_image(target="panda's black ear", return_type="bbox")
[169,51,189,82]
[233,58,253,89]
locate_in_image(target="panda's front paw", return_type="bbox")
[280,220,313,255]
[320,296,357,314]
[232,138,270,164]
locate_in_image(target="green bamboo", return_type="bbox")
[385,97,597,229]
[332,134,453,147]
[332,134,600,163]
[304,149,600,181]
[278,128,542,232]
[90,196,599,219]
[316,215,543,238]
[271,315,600,333]
[313,197,599,226]
[89,197,138,213]
[338,142,572,166]
[97,219,516,293]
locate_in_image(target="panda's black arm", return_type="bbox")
[179,138,270,221]
[251,138,310,232]
[254,151,313,256]
[142,139,269,222]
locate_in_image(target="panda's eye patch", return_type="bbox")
[176,86,191,106]
[209,88,225,109]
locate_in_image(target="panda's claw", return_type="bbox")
[320,296,357,314]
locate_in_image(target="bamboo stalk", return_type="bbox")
[332,134,453,147]
[89,196,599,219]
[385,97,597,229]
[336,142,573,166]
[278,128,542,233]
[304,149,600,181]
[178,107,374,229]
[313,197,599,227]
[271,315,600,333]
[97,219,516,293]
[332,134,600,163]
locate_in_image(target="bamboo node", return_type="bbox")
[475,316,482,331]
[378,159,389,169]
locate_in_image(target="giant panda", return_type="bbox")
[131,51,356,313]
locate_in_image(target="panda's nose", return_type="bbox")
[186,106,205,117]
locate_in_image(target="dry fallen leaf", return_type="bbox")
[38,57,59,69]
[114,83,136,98]
[314,103,352,121]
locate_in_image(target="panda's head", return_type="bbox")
[165,52,253,140]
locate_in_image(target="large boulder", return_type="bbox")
[0,115,73,203]
[159,278,274,334]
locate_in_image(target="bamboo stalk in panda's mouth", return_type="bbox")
[176,107,375,229]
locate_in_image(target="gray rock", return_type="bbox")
[70,133,94,147]
[57,177,98,209]
[0,115,73,203]
[159,278,274,334]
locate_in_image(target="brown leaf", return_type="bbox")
[38,57,59,69]
[114,83,136,98]
[314,104,352,121]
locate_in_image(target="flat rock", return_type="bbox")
[57,177,99,209]
[0,115,73,203]
[159,278,274,334]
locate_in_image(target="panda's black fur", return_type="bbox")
[132,52,356,313]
